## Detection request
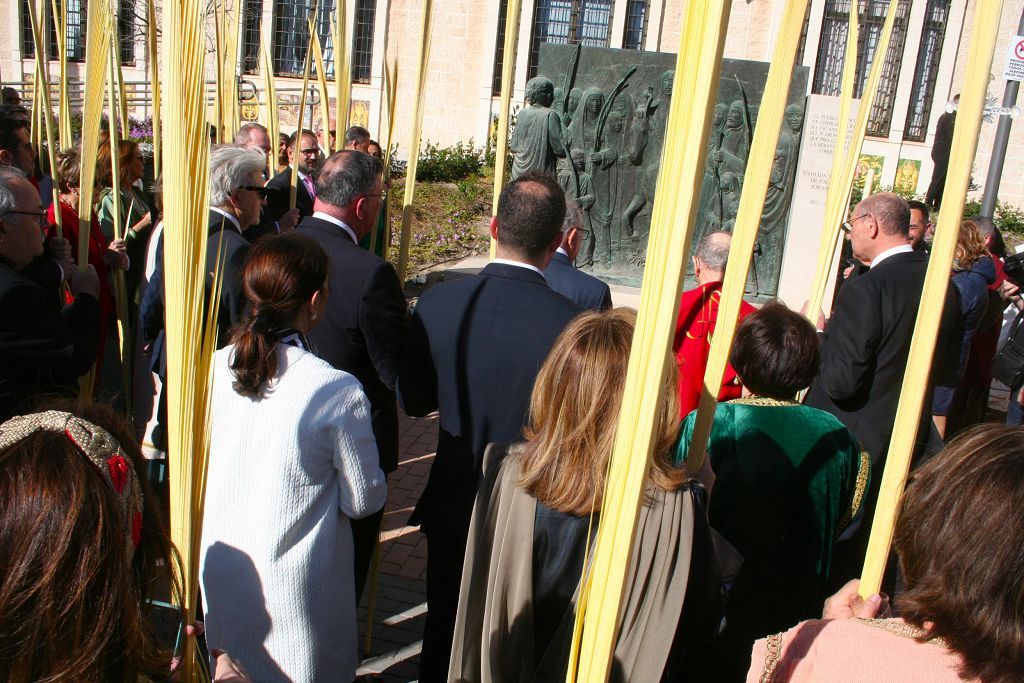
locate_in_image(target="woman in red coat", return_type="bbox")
[46,148,128,383]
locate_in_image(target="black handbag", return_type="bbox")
[992,308,1024,389]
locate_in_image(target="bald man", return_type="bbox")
[673,230,756,418]
[805,192,959,582]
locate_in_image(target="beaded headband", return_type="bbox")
[0,410,144,560]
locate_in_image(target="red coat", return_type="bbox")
[672,281,756,418]
[47,201,114,327]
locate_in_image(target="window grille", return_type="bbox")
[64,0,87,62]
[491,0,509,96]
[811,0,910,137]
[118,0,135,65]
[351,0,376,84]
[903,0,950,142]
[273,0,335,78]
[241,0,262,75]
[622,0,648,50]
[527,0,613,78]
[20,0,60,61]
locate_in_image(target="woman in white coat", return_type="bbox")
[201,233,387,682]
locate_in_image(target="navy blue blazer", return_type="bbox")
[398,262,582,526]
[543,250,612,311]
[297,215,408,473]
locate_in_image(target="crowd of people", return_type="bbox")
[1,95,1024,683]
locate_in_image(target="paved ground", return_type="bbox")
[355,411,437,682]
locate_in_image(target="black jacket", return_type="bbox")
[265,168,315,224]
[543,250,612,311]
[806,250,959,464]
[398,262,582,527]
[297,215,408,473]
[0,261,100,420]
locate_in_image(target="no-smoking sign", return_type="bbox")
[1006,35,1024,82]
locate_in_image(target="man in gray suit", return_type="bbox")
[543,202,612,311]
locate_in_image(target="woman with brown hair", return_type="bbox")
[932,219,997,438]
[0,402,176,681]
[674,301,867,682]
[749,424,1024,682]
[46,148,130,386]
[200,233,386,682]
[450,308,721,681]
[97,138,153,302]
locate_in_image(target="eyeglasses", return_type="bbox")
[3,209,47,227]
[299,148,320,156]
[363,192,387,201]
[841,213,872,234]
[238,186,269,198]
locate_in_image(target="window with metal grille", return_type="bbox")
[351,0,376,84]
[903,0,949,142]
[20,0,59,61]
[622,0,649,50]
[811,0,910,137]
[118,0,136,65]
[64,0,87,62]
[492,0,509,96]
[273,0,335,78]
[527,0,613,78]
[241,0,263,75]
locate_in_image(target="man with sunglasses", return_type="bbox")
[265,128,322,224]
[805,192,959,586]
[0,169,100,420]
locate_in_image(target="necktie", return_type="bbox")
[303,175,316,199]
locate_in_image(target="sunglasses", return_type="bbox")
[841,213,872,234]
[238,186,269,198]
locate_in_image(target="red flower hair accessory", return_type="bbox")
[0,410,144,561]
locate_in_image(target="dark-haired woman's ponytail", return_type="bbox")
[230,304,281,399]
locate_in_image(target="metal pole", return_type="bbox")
[979,8,1024,219]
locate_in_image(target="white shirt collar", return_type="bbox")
[312,211,359,244]
[492,258,546,280]
[555,247,570,258]
[870,244,914,268]
[210,206,242,234]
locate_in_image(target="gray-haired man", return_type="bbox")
[296,150,408,603]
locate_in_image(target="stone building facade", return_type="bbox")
[1,0,1021,207]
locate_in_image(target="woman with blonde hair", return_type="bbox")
[931,219,996,438]
[450,308,721,681]
[97,138,153,301]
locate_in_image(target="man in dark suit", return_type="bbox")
[0,170,101,420]
[264,129,321,224]
[296,149,408,602]
[235,122,299,242]
[544,201,612,311]
[398,173,582,682]
[805,192,958,579]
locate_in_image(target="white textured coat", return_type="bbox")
[201,344,387,682]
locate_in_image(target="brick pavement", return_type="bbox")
[356,410,437,682]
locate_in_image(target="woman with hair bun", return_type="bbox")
[200,233,386,682]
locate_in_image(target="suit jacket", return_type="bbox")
[298,215,408,473]
[207,210,252,347]
[805,251,959,465]
[265,168,314,225]
[0,261,100,421]
[398,262,582,527]
[543,250,612,311]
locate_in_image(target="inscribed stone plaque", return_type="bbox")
[536,45,808,296]
[776,94,859,310]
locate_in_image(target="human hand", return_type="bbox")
[822,579,890,620]
[799,301,826,332]
[278,208,299,233]
[213,650,252,682]
[104,239,130,271]
[69,264,101,299]
[1017,386,1024,406]
[135,211,153,232]
[999,279,1020,301]
[48,236,74,278]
